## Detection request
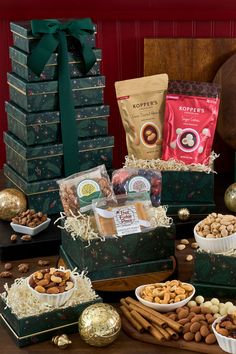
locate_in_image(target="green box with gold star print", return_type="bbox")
[0,291,102,347]
[60,223,175,273]
[4,131,114,182]
[9,46,102,82]
[192,250,236,287]
[5,101,109,146]
[7,72,105,112]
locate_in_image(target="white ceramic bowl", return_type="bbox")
[194,221,236,253]
[10,218,51,236]
[27,269,76,307]
[212,316,236,354]
[135,283,195,312]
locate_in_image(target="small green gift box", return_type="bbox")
[7,72,105,112]
[4,163,62,214]
[0,287,102,347]
[61,224,175,273]
[9,46,102,82]
[6,101,109,145]
[10,20,96,53]
[4,132,114,182]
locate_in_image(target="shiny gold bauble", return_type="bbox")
[178,208,190,221]
[0,188,27,221]
[224,183,236,212]
[78,303,121,347]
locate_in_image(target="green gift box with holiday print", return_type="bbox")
[10,20,96,53]
[7,73,105,112]
[4,132,114,182]
[9,46,102,82]
[61,223,176,273]
[5,101,109,146]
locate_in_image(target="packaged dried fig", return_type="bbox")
[115,74,168,160]
[162,80,221,165]
[57,165,115,215]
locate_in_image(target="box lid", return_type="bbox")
[10,20,97,38]
[9,46,102,66]
[5,101,109,126]
[7,72,105,95]
[4,131,114,159]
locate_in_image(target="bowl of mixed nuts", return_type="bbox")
[194,213,236,253]
[135,280,195,312]
[11,209,50,236]
[212,314,236,354]
[27,268,76,307]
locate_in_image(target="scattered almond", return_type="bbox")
[186,254,193,262]
[176,244,186,251]
[191,242,199,249]
[180,239,189,245]
[4,263,12,270]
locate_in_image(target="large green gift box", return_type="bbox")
[0,292,102,347]
[8,73,105,112]
[6,101,109,145]
[61,224,176,273]
[10,20,96,53]
[4,132,114,182]
[9,46,102,82]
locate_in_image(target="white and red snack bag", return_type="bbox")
[162,80,221,165]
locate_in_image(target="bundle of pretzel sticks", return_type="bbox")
[120,297,182,341]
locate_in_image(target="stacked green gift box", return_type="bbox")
[4,20,114,214]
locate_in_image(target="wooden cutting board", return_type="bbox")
[213,53,236,150]
[122,316,225,354]
[144,38,236,82]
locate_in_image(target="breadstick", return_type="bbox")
[125,297,182,333]
[152,323,171,340]
[130,310,151,331]
[120,306,143,333]
[128,302,166,328]
[149,324,164,341]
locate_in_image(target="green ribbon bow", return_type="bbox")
[27,18,96,176]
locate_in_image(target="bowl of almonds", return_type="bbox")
[194,213,236,253]
[27,268,76,307]
[212,314,236,354]
[135,280,195,312]
[11,209,50,236]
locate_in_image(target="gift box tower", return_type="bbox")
[4,19,114,214]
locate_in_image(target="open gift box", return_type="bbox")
[0,272,102,347]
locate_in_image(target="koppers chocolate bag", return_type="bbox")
[162,80,221,165]
[115,74,168,160]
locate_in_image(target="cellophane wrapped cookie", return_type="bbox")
[57,165,115,215]
[162,80,221,165]
[112,168,162,207]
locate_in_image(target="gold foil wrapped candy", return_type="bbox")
[178,207,190,221]
[0,188,27,221]
[52,334,72,349]
[78,303,121,347]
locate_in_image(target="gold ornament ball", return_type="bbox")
[0,188,27,221]
[224,183,236,212]
[178,208,190,221]
[78,303,121,347]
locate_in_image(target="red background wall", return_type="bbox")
[0,0,235,173]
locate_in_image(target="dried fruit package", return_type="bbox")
[57,165,114,215]
[112,168,162,207]
[162,80,221,165]
[92,192,154,237]
[115,74,168,160]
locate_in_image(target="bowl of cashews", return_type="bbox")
[135,280,195,312]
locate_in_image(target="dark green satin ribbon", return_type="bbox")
[27,19,96,176]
